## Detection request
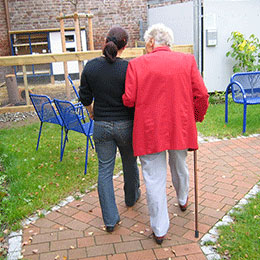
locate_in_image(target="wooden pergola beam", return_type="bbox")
[56,11,94,95]
[9,27,86,34]
[59,12,70,99]
[56,13,93,20]
[87,11,94,50]
[73,12,83,76]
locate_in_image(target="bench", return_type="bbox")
[225,71,260,133]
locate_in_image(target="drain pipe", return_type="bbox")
[193,0,202,73]
[4,0,12,55]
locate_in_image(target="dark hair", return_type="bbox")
[102,26,129,63]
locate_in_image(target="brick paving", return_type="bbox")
[21,136,260,259]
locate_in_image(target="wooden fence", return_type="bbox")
[0,45,193,113]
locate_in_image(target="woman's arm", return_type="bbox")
[79,68,94,107]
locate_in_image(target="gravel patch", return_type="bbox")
[0,111,36,123]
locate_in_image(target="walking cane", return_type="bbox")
[194,150,199,238]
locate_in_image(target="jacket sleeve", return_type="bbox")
[191,56,209,122]
[122,62,137,107]
[79,67,93,107]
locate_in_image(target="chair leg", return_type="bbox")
[60,130,68,162]
[90,136,94,149]
[225,90,229,124]
[88,121,94,149]
[36,122,43,151]
[84,136,90,175]
[243,104,247,133]
[60,126,64,162]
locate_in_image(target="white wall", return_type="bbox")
[49,30,87,75]
[203,0,260,92]
[148,2,193,45]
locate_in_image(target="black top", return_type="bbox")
[79,56,134,121]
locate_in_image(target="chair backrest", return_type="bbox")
[68,75,80,99]
[30,94,62,125]
[231,72,260,100]
[54,99,86,134]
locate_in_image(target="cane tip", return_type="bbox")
[195,230,199,238]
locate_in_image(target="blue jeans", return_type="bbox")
[93,120,140,227]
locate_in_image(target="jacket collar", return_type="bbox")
[150,46,171,54]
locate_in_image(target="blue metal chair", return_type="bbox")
[225,71,260,133]
[54,98,94,175]
[29,93,65,161]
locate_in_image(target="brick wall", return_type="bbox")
[7,0,148,49]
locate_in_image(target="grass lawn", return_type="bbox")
[197,100,260,138]
[216,192,260,260]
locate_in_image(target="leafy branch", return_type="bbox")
[226,31,260,73]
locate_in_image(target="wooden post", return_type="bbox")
[74,12,83,77]
[59,12,71,100]
[88,11,94,50]
[5,74,19,104]
[22,65,30,105]
[50,75,55,85]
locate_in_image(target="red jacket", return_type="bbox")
[122,46,209,157]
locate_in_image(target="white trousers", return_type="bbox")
[140,150,189,237]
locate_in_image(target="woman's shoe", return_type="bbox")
[106,219,120,233]
[126,189,141,207]
[179,197,189,212]
[106,226,115,233]
[152,232,165,245]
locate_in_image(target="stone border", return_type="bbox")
[200,183,260,260]
[198,133,260,144]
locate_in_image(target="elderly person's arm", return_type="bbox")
[191,56,209,122]
[122,62,137,107]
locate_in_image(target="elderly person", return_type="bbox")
[79,26,140,233]
[122,23,209,244]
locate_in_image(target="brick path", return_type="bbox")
[21,136,260,260]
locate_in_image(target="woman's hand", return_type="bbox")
[86,103,94,120]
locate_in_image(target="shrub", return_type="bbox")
[226,31,260,73]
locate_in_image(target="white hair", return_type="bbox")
[144,23,174,47]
